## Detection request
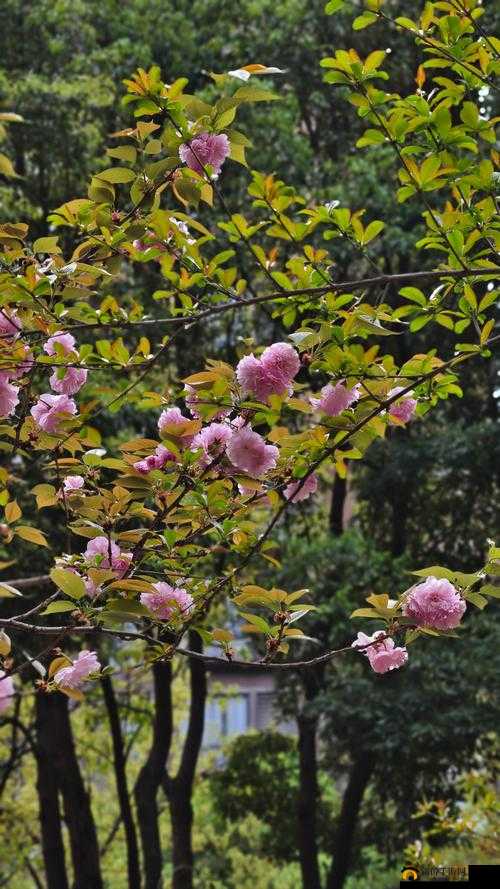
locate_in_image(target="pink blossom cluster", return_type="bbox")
[1,316,88,427]
[284,473,318,503]
[0,374,20,419]
[133,405,197,474]
[192,422,233,467]
[84,536,132,576]
[53,650,101,689]
[311,381,360,416]
[134,445,176,474]
[0,310,24,419]
[179,132,230,177]
[352,631,408,674]
[0,670,14,713]
[402,577,466,629]
[158,407,195,447]
[0,309,22,341]
[387,387,417,424]
[236,342,301,403]
[226,426,279,477]
[62,475,85,494]
[31,393,78,433]
[140,581,194,621]
[29,330,87,433]
[44,331,87,395]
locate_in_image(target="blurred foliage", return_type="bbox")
[262,530,500,862]
[207,730,338,860]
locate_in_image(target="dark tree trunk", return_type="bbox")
[326,751,375,889]
[134,661,173,889]
[34,693,69,889]
[168,633,207,889]
[297,709,322,889]
[330,472,347,535]
[101,674,142,889]
[391,486,408,556]
[45,691,103,889]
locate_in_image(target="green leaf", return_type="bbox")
[97,167,136,183]
[325,0,345,12]
[480,584,500,599]
[106,598,149,616]
[233,86,280,103]
[106,146,137,164]
[0,153,18,178]
[33,236,62,254]
[411,566,455,580]
[363,220,384,243]
[399,287,427,306]
[240,612,272,633]
[353,12,378,30]
[350,607,382,619]
[16,526,49,547]
[464,591,488,609]
[0,583,23,598]
[42,601,77,615]
[50,568,86,600]
[5,500,22,523]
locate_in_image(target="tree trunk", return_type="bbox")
[46,691,103,889]
[326,751,375,889]
[297,709,322,889]
[168,633,207,889]
[34,692,69,889]
[330,472,347,535]
[134,661,173,889]
[101,674,142,889]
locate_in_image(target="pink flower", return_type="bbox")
[133,445,176,474]
[284,473,318,503]
[236,354,274,401]
[49,366,88,395]
[0,309,22,340]
[85,536,120,566]
[388,387,417,424]
[179,132,230,177]
[53,650,101,689]
[192,422,233,467]
[0,374,20,418]
[311,381,360,416]
[261,342,300,388]
[158,407,194,447]
[402,577,466,630]
[84,575,101,599]
[43,331,76,356]
[185,384,230,420]
[236,343,300,403]
[84,536,131,575]
[0,670,14,713]
[352,631,408,674]
[140,581,194,621]
[226,426,279,477]
[62,475,85,494]
[5,343,33,380]
[30,393,77,433]
[132,232,166,254]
